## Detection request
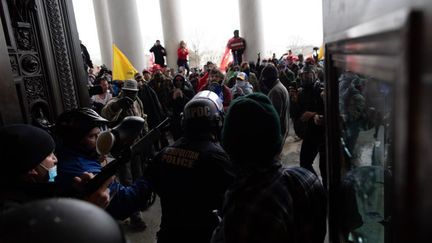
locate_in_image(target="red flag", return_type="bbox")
[219,47,232,71]
[148,53,155,68]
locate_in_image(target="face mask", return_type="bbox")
[40,164,57,182]
[236,80,246,87]
[48,166,57,182]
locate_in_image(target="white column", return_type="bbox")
[238,0,265,62]
[93,0,113,68]
[159,0,184,68]
[106,0,146,71]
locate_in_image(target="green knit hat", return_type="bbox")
[222,93,282,166]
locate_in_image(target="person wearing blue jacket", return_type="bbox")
[0,124,112,214]
[55,108,152,222]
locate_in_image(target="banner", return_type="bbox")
[112,44,138,81]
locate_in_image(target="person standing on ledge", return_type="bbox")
[227,30,246,65]
[150,40,167,67]
[177,40,190,77]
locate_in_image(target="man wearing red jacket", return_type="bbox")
[227,30,246,65]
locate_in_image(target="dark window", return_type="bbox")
[336,69,394,243]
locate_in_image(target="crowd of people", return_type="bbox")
[1,31,328,243]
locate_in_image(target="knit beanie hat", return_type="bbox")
[260,64,279,91]
[222,93,282,168]
[0,124,55,177]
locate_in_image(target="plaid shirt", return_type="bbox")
[212,165,326,243]
[283,167,327,243]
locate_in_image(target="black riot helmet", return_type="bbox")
[55,107,108,146]
[0,198,126,243]
[181,91,223,137]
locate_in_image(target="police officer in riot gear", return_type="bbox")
[145,91,234,243]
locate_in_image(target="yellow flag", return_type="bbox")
[318,44,325,61]
[112,44,138,81]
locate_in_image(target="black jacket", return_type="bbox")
[138,84,166,129]
[149,45,166,66]
[80,43,93,70]
[291,86,324,139]
[145,136,233,243]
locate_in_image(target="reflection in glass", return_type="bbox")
[338,70,393,243]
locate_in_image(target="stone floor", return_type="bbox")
[122,125,325,243]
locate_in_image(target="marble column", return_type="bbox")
[159,0,184,68]
[238,0,265,62]
[106,0,146,70]
[93,0,113,68]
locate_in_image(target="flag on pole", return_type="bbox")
[318,44,325,60]
[112,44,138,81]
[148,53,155,68]
[219,47,232,71]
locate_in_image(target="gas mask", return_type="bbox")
[96,116,145,156]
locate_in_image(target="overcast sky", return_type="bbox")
[72,0,323,65]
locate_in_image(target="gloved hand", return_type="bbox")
[116,97,134,110]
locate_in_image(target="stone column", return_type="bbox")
[106,0,146,71]
[93,0,113,68]
[238,0,265,62]
[159,0,184,68]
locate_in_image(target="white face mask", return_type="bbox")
[236,80,246,86]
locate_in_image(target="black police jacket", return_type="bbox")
[145,136,233,242]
